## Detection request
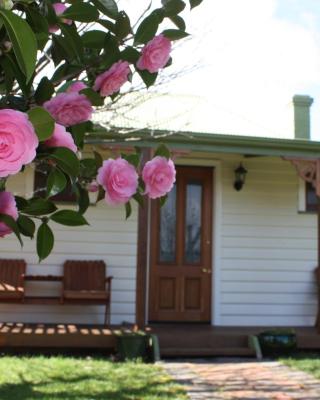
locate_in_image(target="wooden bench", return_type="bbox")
[0,259,112,325]
[0,259,26,302]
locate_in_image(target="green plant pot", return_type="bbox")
[116,334,149,361]
[258,330,297,356]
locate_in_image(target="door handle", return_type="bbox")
[202,268,212,274]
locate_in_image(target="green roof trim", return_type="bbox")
[87,127,320,158]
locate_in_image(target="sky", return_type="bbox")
[110,0,320,140]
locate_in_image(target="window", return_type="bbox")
[305,181,317,212]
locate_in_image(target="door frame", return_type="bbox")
[135,157,223,327]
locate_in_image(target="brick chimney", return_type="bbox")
[293,94,313,140]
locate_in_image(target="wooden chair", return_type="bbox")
[61,260,112,324]
[0,259,26,302]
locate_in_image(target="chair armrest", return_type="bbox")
[105,276,113,283]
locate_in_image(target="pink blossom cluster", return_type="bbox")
[44,34,172,127]
[97,156,176,206]
[0,31,175,238]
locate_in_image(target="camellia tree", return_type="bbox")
[0,0,202,261]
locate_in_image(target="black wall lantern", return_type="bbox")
[234,163,247,191]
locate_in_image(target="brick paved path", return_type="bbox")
[163,359,320,399]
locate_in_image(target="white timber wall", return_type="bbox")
[0,152,317,327]
[219,155,317,326]
[0,167,138,325]
[176,152,318,327]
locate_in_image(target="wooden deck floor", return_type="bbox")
[0,323,122,349]
[0,323,320,357]
[147,325,320,357]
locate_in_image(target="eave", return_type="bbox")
[86,127,320,158]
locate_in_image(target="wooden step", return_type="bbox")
[160,347,256,357]
[157,333,249,349]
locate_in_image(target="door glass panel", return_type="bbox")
[159,184,176,263]
[185,182,202,264]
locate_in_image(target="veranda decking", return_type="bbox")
[0,323,320,357]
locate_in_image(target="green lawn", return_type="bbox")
[0,356,187,400]
[280,353,320,379]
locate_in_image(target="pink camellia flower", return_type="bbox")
[66,81,87,94]
[0,191,18,237]
[137,34,172,73]
[49,3,72,33]
[44,92,93,126]
[93,61,130,97]
[142,156,176,199]
[44,123,77,153]
[88,180,99,193]
[0,109,38,177]
[97,158,138,205]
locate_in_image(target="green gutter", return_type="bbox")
[86,127,320,158]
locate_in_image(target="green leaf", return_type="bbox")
[23,198,57,216]
[123,153,140,168]
[34,77,54,105]
[169,15,186,30]
[0,214,23,246]
[80,158,97,179]
[1,54,29,97]
[37,222,54,262]
[115,11,131,40]
[121,47,140,63]
[15,196,29,211]
[133,192,144,208]
[94,151,103,169]
[82,30,107,49]
[91,0,118,19]
[17,215,35,239]
[80,88,104,106]
[47,147,80,178]
[162,29,189,40]
[159,194,168,207]
[155,144,170,159]
[63,3,99,22]
[190,0,203,9]
[161,0,186,15]
[134,12,160,45]
[137,69,158,87]
[59,23,84,62]
[70,122,87,149]
[26,8,49,50]
[46,169,67,198]
[103,33,120,66]
[99,19,116,33]
[0,56,15,94]
[97,186,105,203]
[76,184,90,214]
[50,210,89,226]
[125,202,132,220]
[0,9,37,82]
[45,0,59,25]
[28,107,55,141]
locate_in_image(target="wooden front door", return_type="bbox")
[149,166,213,322]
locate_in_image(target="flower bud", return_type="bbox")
[3,41,12,53]
[0,0,13,10]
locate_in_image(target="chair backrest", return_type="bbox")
[63,260,106,291]
[0,259,26,288]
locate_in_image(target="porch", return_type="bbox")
[0,322,320,357]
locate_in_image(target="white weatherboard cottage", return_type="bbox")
[0,95,319,329]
